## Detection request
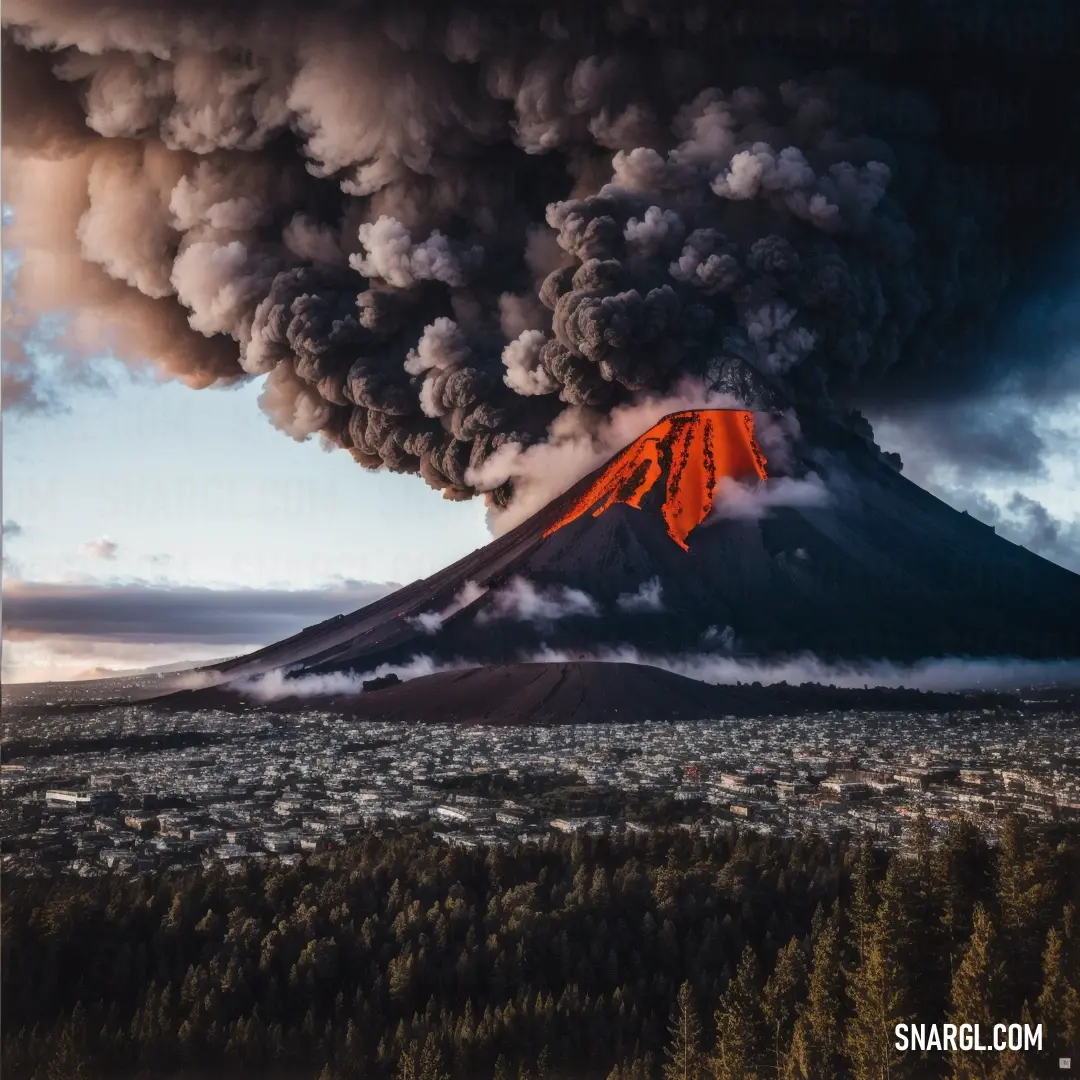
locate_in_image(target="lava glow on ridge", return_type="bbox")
[544,409,768,550]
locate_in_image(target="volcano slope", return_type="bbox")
[197,407,1080,688]
[160,663,1023,724]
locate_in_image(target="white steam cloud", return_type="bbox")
[616,577,665,613]
[237,654,470,701]
[527,646,1080,693]
[708,472,831,522]
[408,580,487,634]
[476,576,599,625]
[230,646,1080,704]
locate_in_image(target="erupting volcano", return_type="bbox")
[544,410,767,551]
[159,401,1080,704]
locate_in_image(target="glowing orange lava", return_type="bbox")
[544,409,768,550]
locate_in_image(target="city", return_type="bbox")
[4,703,1078,878]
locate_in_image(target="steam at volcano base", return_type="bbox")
[544,409,767,550]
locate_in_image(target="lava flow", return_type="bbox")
[544,409,768,550]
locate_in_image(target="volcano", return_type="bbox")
[190,403,1080,692]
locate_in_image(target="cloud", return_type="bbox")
[476,576,599,625]
[408,579,487,634]
[616,577,665,613]
[0,638,248,685]
[1,579,396,645]
[238,654,469,701]
[701,625,738,650]
[82,536,118,560]
[707,472,831,522]
[527,645,1080,693]
[941,489,1080,574]
[873,400,1051,483]
[2,520,23,538]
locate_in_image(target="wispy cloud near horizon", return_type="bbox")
[1,577,397,683]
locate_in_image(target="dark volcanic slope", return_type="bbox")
[201,408,1080,681]
[158,662,1022,724]
[329,662,725,723]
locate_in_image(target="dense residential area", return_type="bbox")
[2,706,1079,878]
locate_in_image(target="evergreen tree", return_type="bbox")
[934,818,990,974]
[850,838,876,961]
[535,1045,552,1080]
[762,938,807,1080]
[710,946,763,1080]
[988,1002,1038,1080]
[948,904,1000,1080]
[996,816,1050,993]
[1036,925,1080,1068]
[662,981,704,1080]
[395,1039,418,1080]
[786,906,843,1080]
[845,867,911,1080]
[418,1033,449,1080]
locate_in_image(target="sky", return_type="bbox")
[2,350,493,681]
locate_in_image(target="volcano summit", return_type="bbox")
[188,404,1080,693]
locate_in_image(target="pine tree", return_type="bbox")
[905,813,949,1019]
[786,906,843,1080]
[845,868,911,1080]
[850,838,876,962]
[535,1045,552,1080]
[762,938,807,1079]
[710,946,763,1080]
[948,904,1000,1080]
[934,817,989,971]
[395,1039,418,1080]
[988,1001,1038,1080]
[663,981,704,1080]
[1036,926,1080,1068]
[996,816,1050,991]
[418,1032,449,1080]
[43,1007,95,1080]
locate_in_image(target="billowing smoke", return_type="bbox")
[5,0,1079,514]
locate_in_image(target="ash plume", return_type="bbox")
[5,0,1080,514]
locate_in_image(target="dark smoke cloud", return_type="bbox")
[5,0,1080,511]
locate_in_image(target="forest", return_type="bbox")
[2,815,1078,1080]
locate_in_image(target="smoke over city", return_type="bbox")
[5,0,1080,514]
